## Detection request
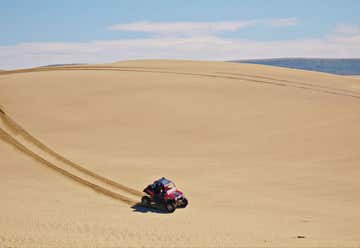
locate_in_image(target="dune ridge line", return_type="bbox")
[1,65,360,99]
[0,108,144,197]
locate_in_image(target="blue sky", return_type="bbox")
[1,0,360,69]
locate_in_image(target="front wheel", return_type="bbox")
[165,201,176,213]
[179,197,188,208]
[141,196,151,206]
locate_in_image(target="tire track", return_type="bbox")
[61,66,360,99]
[0,127,137,205]
[216,71,360,96]
[0,108,144,197]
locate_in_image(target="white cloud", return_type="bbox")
[333,24,360,36]
[1,21,360,70]
[109,21,255,36]
[266,17,298,27]
[108,18,297,36]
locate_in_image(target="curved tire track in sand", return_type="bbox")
[216,71,360,96]
[0,109,144,197]
[0,127,137,205]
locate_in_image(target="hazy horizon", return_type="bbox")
[1,0,360,69]
[3,58,360,76]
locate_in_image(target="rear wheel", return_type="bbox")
[165,201,176,213]
[141,196,151,206]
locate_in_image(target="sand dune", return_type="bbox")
[1,60,360,247]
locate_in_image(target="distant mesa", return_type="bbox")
[231,58,360,75]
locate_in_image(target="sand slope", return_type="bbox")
[1,60,360,247]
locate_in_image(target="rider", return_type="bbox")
[152,181,165,201]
